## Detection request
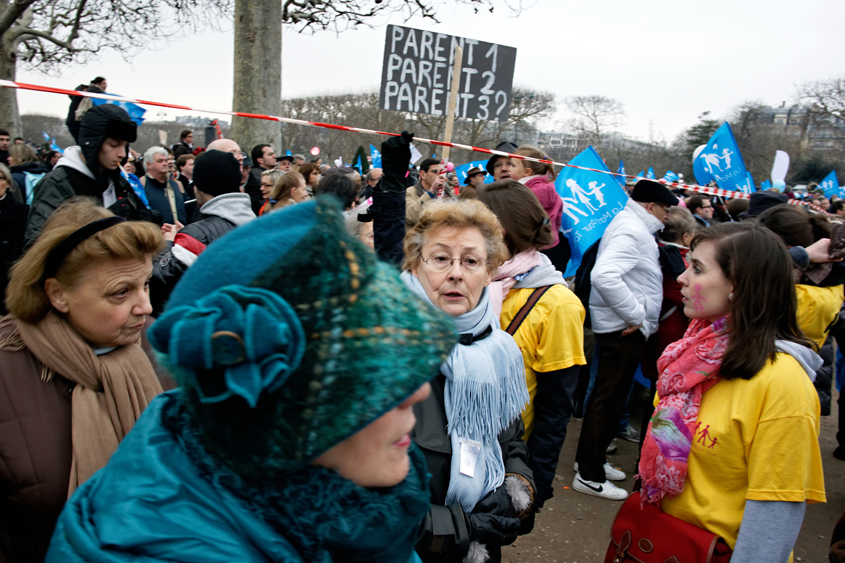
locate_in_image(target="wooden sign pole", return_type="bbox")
[441,45,463,164]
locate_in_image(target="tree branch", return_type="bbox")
[0,0,39,36]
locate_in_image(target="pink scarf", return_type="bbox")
[488,250,542,317]
[638,317,729,505]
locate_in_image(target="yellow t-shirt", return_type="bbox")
[795,284,843,347]
[500,285,586,440]
[660,353,826,559]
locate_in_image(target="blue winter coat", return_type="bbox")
[46,391,424,563]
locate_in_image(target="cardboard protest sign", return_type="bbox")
[379,25,516,122]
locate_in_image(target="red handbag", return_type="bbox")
[604,492,733,563]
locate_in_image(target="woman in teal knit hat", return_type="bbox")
[45,197,458,563]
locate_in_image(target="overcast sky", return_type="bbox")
[14,0,845,146]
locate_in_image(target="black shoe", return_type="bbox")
[573,399,584,419]
[834,446,845,461]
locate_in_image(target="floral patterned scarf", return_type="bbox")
[638,316,729,505]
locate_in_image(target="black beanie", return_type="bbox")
[193,150,242,197]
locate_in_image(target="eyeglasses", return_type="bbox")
[421,253,489,273]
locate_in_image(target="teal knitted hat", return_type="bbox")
[149,197,458,478]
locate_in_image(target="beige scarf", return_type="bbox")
[0,313,163,496]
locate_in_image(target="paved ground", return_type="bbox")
[502,390,844,563]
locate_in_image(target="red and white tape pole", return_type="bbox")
[1,79,825,213]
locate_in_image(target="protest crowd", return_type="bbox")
[0,74,844,563]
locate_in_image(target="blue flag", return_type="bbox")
[745,172,756,193]
[646,167,655,180]
[354,155,363,172]
[661,170,679,183]
[370,144,382,169]
[454,160,492,185]
[91,94,146,126]
[555,146,629,277]
[286,150,292,157]
[692,122,750,195]
[821,171,840,198]
[634,171,645,181]
[41,131,50,141]
[615,160,626,187]
[761,179,772,191]
[50,139,62,154]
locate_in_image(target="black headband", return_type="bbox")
[41,217,126,283]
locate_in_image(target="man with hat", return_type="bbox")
[26,104,155,246]
[486,141,517,182]
[278,153,293,173]
[150,150,256,315]
[573,179,678,501]
[465,166,487,190]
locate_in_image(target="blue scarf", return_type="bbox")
[402,272,528,512]
[165,398,430,562]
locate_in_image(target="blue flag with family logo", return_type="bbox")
[692,122,750,194]
[821,171,840,198]
[646,167,656,180]
[615,160,626,187]
[555,146,629,277]
[91,94,146,126]
[454,160,493,185]
[370,144,382,169]
[661,170,679,183]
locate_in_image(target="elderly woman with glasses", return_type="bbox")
[402,199,537,563]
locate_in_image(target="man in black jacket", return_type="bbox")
[150,150,256,315]
[25,104,158,246]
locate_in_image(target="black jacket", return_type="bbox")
[172,141,193,159]
[149,193,255,316]
[413,373,534,563]
[25,163,158,247]
[0,195,27,314]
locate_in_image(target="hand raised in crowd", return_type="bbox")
[806,238,844,263]
[161,221,184,242]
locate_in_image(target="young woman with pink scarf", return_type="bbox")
[638,222,825,563]
[479,181,586,510]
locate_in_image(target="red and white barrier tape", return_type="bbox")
[1,79,827,214]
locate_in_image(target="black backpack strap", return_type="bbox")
[506,285,552,336]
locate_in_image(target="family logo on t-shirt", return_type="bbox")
[692,421,719,450]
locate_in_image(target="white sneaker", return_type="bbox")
[572,473,629,500]
[573,462,627,482]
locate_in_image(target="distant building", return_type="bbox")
[174,115,230,129]
[537,130,656,161]
[754,104,845,151]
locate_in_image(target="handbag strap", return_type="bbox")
[505,285,552,335]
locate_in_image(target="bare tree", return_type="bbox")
[0,0,231,135]
[563,95,625,156]
[797,77,845,122]
[232,0,520,156]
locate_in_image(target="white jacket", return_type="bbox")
[589,199,664,337]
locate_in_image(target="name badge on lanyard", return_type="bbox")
[458,438,482,478]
